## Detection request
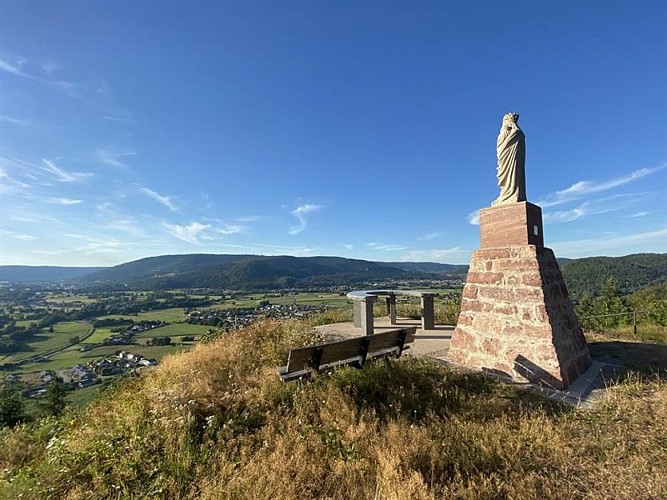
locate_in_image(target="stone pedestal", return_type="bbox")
[448,204,591,390]
[479,201,544,248]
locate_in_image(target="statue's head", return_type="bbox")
[504,112,519,123]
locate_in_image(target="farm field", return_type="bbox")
[81,327,115,344]
[133,323,211,339]
[1,321,91,364]
[96,307,189,323]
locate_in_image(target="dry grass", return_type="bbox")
[1,319,665,499]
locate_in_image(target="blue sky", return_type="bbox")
[0,1,665,267]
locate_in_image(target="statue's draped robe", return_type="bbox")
[493,121,526,205]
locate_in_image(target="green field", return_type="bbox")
[44,294,96,304]
[133,323,211,339]
[78,344,186,362]
[81,327,115,344]
[96,308,189,323]
[1,321,91,364]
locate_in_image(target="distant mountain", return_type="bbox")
[378,261,469,276]
[560,253,667,299]
[4,252,664,295]
[79,254,255,283]
[0,266,106,282]
[82,255,413,290]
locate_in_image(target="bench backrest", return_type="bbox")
[280,327,416,381]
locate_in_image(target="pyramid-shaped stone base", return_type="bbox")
[448,245,591,390]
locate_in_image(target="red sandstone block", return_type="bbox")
[536,305,549,322]
[482,288,514,302]
[495,305,518,316]
[515,288,543,301]
[475,248,512,260]
[495,259,540,271]
[462,285,479,299]
[457,313,473,326]
[461,299,484,312]
[482,338,500,356]
[521,273,543,287]
[466,272,504,285]
[501,324,523,335]
[510,246,539,259]
[503,275,520,286]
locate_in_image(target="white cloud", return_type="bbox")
[41,60,62,76]
[467,210,480,226]
[289,204,322,235]
[46,197,83,205]
[140,187,177,212]
[41,159,93,182]
[97,149,135,170]
[401,247,470,263]
[551,228,667,258]
[216,224,243,235]
[0,57,33,79]
[418,232,441,240]
[1,230,38,241]
[164,221,210,244]
[537,165,665,208]
[343,244,354,250]
[0,115,33,126]
[367,242,408,252]
[237,215,262,223]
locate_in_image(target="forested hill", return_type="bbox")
[2,253,665,295]
[73,254,415,289]
[560,253,667,299]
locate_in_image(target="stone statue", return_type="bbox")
[492,112,526,206]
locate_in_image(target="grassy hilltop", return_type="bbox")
[1,318,666,499]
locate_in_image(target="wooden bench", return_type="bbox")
[277,327,417,382]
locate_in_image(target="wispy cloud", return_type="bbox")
[343,244,354,250]
[41,159,93,183]
[0,57,33,79]
[0,229,38,241]
[551,228,667,258]
[289,204,322,235]
[418,232,441,240]
[467,210,480,226]
[237,215,262,223]
[401,246,469,263]
[45,197,83,205]
[0,56,82,98]
[0,115,33,126]
[96,149,135,171]
[537,165,665,208]
[140,187,177,212]
[164,221,210,244]
[367,242,408,252]
[215,224,243,235]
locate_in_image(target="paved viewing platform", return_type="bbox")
[315,317,454,361]
[314,317,619,407]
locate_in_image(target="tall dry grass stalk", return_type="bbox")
[0,319,665,499]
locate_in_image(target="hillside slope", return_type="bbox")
[561,253,667,299]
[1,319,665,499]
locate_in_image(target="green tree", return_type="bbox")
[0,381,25,427]
[41,377,67,417]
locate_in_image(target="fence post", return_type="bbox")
[633,311,637,336]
